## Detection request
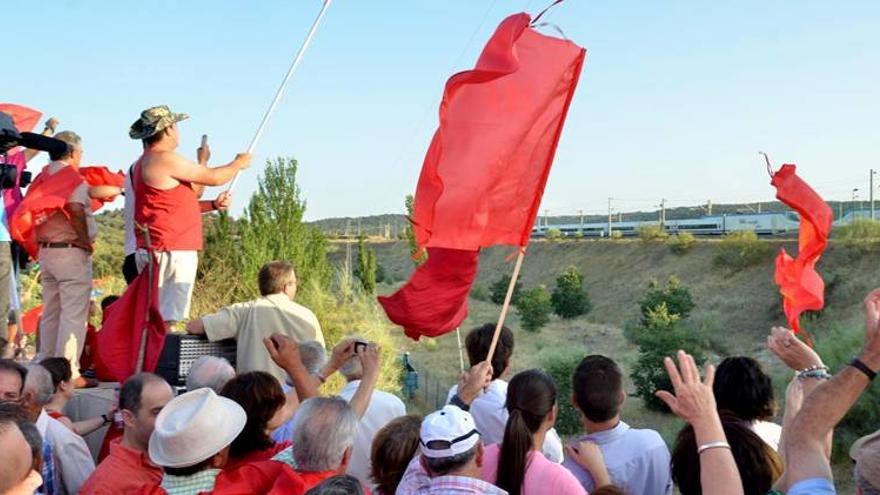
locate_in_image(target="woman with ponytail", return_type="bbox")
[481,369,589,495]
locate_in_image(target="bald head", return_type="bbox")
[186,356,235,393]
[0,421,32,493]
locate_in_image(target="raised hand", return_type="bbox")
[213,191,232,211]
[457,361,493,405]
[767,326,823,371]
[863,289,880,354]
[233,152,252,170]
[359,342,381,379]
[655,350,717,427]
[263,334,302,372]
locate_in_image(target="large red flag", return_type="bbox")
[10,165,84,258]
[379,13,585,340]
[0,103,42,133]
[771,164,833,338]
[94,257,167,382]
[79,166,125,210]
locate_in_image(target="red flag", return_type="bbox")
[771,164,833,338]
[10,165,85,258]
[0,103,42,133]
[79,166,125,211]
[380,13,585,340]
[412,13,586,251]
[378,248,479,340]
[94,257,167,383]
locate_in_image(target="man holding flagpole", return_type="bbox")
[128,105,251,325]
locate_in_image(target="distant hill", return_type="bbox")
[308,200,863,236]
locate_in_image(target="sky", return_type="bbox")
[4,0,879,220]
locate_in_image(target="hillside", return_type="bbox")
[334,239,880,353]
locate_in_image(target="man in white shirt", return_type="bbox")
[446,324,563,462]
[337,336,406,485]
[562,355,672,495]
[186,261,324,384]
[22,364,94,494]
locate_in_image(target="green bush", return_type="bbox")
[490,274,523,305]
[712,230,771,271]
[546,228,563,240]
[632,320,706,411]
[667,232,696,254]
[517,285,553,332]
[541,352,584,436]
[470,284,490,302]
[610,230,623,240]
[835,219,880,247]
[638,224,668,242]
[551,266,592,319]
[639,276,695,326]
[355,236,378,295]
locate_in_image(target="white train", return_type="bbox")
[531,212,803,238]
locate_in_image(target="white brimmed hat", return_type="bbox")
[419,405,480,459]
[148,388,246,468]
[851,430,880,488]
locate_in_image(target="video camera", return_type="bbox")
[0,111,69,189]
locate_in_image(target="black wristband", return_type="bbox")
[449,394,470,412]
[850,358,877,381]
[101,413,111,424]
[211,199,219,210]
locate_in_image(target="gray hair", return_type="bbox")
[304,474,365,495]
[23,365,54,407]
[338,335,366,379]
[299,341,327,375]
[292,396,358,472]
[424,444,478,476]
[50,131,82,161]
[185,356,235,393]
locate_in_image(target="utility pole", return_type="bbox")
[659,198,666,229]
[578,209,584,234]
[871,169,876,220]
[707,200,712,216]
[607,198,613,238]
[544,209,550,229]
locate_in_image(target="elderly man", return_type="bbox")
[337,337,406,485]
[21,364,94,494]
[128,105,250,325]
[81,373,174,494]
[21,131,97,386]
[272,340,325,444]
[0,359,26,402]
[185,356,235,393]
[399,405,506,495]
[187,261,324,383]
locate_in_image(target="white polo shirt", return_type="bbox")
[36,408,95,494]
[447,379,564,463]
[339,379,407,485]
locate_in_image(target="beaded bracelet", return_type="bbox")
[796,368,832,381]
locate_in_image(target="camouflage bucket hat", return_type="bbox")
[129,105,189,140]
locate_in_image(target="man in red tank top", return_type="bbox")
[127,106,250,325]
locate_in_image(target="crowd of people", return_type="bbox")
[0,106,878,494]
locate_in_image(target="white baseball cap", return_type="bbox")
[148,388,246,468]
[419,405,481,459]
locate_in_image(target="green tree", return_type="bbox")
[639,276,695,325]
[517,285,553,332]
[405,195,427,266]
[713,230,771,271]
[355,236,377,295]
[551,266,592,318]
[490,274,523,305]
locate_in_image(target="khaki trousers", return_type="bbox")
[38,247,91,379]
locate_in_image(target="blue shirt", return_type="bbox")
[787,478,835,495]
[562,421,673,495]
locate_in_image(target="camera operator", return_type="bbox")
[0,116,58,357]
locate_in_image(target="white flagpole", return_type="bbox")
[227,0,333,191]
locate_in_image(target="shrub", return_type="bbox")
[835,218,880,241]
[355,236,377,295]
[551,266,592,319]
[639,276,695,325]
[546,228,563,240]
[638,224,668,242]
[610,230,623,240]
[631,320,706,411]
[470,284,490,302]
[712,230,771,271]
[541,352,584,436]
[490,274,523,305]
[667,232,696,254]
[517,285,553,332]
